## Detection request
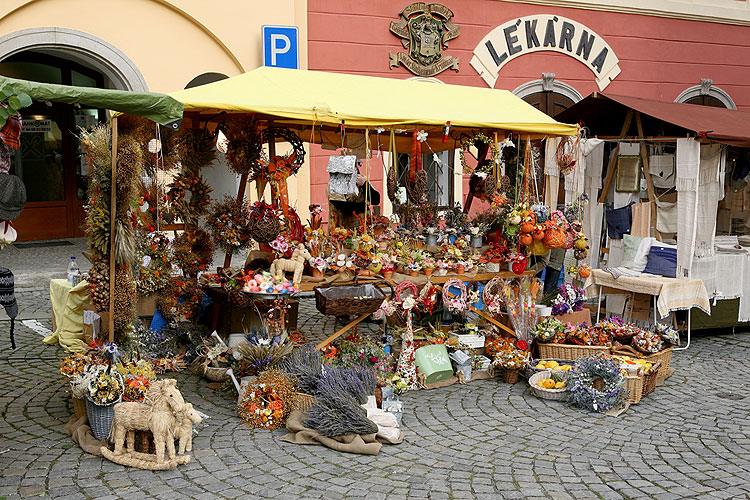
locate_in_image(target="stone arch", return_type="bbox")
[512,75,583,103]
[675,79,736,110]
[0,27,148,91]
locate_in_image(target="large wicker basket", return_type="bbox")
[314,280,392,317]
[538,343,611,361]
[624,375,643,404]
[85,395,121,440]
[641,361,662,397]
[612,345,672,379]
[72,397,87,418]
[528,371,568,401]
[294,393,315,412]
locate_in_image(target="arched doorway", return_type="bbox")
[0,51,107,240]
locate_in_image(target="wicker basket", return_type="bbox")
[528,371,568,401]
[203,365,230,382]
[612,345,672,379]
[85,395,121,440]
[294,392,315,412]
[538,343,611,361]
[525,358,575,381]
[624,375,643,404]
[314,280,392,317]
[501,369,520,384]
[72,397,87,418]
[641,361,662,397]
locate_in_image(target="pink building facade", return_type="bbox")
[306,0,750,213]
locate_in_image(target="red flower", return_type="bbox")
[517,340,529,351]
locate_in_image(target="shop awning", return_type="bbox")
[169,66,578,138]
[0,75,184,127]
[556,93,750,147]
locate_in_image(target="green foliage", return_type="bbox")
[0,85,32,128]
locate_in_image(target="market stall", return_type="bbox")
[556,93,750,344]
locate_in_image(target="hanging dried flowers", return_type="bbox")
[225,116,264,178]
[135,232,173,296]
[159,277,202,321]
[208,196,253,254]
[173,226,213,277]
[176,128,216,174]
[168,172,212,222]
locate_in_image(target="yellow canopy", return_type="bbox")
[170,66,577,138]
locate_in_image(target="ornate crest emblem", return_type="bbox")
[389,3,460,77]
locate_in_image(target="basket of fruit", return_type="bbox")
[525,358,575,381]
[529,371,568,401]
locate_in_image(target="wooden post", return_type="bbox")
[108,116,118,342]
[599,109,634,203]
[635,112,662,241]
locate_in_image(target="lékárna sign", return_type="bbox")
[470,15,621,90]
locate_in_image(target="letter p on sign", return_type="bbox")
[263,25,299,69]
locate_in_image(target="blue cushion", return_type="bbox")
[643,244,677,278]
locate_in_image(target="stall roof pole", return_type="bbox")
[599,110,634,204]
[108,117,118,342]
[635,112,662,242]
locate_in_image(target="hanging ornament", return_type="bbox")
[574,248,588,261]
[511,254,528,275]
[578,264,591,279]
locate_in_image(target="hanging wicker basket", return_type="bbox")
[85,395,121,440]
[250,212,282,243]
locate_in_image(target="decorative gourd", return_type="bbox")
[519,233,533,246]
[532,226,545,241]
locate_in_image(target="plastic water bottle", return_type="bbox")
[67,257,80,284]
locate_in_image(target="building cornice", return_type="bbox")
[496,0,750,27]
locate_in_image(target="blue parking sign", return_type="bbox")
[262,25,299,69]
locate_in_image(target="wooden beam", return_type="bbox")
[634,112,662,242]
[315,313,370,350]
[599,109,634,203]
[108,117,118,343]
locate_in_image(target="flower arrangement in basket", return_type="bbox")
[540,282,585,316]
[632,329,665,354]
[60,352,92,377]
[123,375,151,402]
[88,368,124,406]
[653,322,680,346]
[492,338,529,383]
[531,317,566,343]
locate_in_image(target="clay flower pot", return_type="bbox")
[408,270,419,277]
[311,269,324,278]
[423,267,434,277]
[456,265,466,275]
[383,270,393,279]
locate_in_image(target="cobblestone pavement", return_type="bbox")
[1,289,750,500]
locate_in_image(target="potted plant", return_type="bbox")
[86,366,124,440]
[308,256,328,278]
[422,256,436,276]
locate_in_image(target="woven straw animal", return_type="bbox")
[172,402,201,455]
[269,244,311,284]
[110,379,185,463]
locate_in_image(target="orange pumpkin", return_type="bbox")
[520,221,535,233]
[532,226,545,241]
[519,233,533,246]
[578,267,591,279]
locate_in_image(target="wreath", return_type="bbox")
[173,226,213,277]
[442,277,467,314]
[136,232,173,295]
[258,127,306,177]
[225,117,264,177]
[208,196,253,254]
[158,276,202,321]
[567,356,627,413]
[176,128,217,174]
[168,172,212,221]
[237,369,297,430]
[459,132,501,175]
